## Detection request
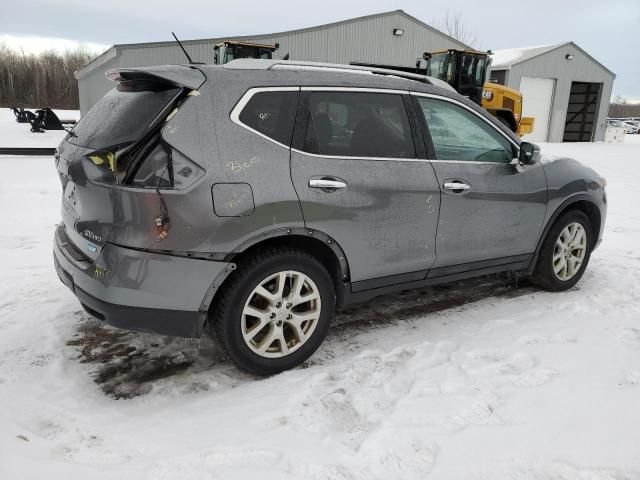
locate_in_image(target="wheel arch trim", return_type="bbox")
[529,193,602,272]
[201,228,351,314]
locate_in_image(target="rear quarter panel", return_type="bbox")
[106,73,305,255]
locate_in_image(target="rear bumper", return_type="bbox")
[53,225,234,338]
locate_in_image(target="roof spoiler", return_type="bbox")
[105,65,206,89]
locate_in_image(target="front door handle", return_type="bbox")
[309,179,347,191]
[443,181,471,193]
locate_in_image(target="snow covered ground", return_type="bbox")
[1,109,639,479]
[0,107,79,148]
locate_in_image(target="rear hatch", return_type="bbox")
[55,65,205,261]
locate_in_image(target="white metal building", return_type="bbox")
[75,10,469,114]
[75,12,615,142]
[490,43,615,142]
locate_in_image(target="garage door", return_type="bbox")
[563,82,602,142]
[519,77,555,142]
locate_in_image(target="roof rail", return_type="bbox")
[223,59,457,92]
[269,60,432,84]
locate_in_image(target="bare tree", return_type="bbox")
[613,94,626,105]
[609,96,640,118]
[439,10,477,47]
[0,43,96,109]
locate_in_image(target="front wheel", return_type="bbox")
[530,210,593,291]
[212,248,335,375]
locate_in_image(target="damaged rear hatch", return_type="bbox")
[55,65,206,261]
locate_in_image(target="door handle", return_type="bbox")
[309,179,347,190]
[443,181,471,192]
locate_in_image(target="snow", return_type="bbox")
[491,44,562,70]
[1,104,639,479]
[0,108,79,148]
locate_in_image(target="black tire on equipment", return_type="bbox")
[497,116,513,131]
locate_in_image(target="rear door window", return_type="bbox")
[238,90,299,146]
[303,91,415,158]
[70,82,181,150]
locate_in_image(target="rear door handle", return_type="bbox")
[443,181,471,192]
[309,179,347,190]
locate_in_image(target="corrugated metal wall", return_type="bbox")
[77,59,118,116]
[76,11,466,113]
[118,41,217,67]
[77,48,118,115]
[241,12,466,66]
[505,44,614,142]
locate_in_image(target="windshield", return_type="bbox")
[460,54,487,88]
[224,46,274,63]
[426,53,456,85]
[427,52,488,90]
[69,82,181,150]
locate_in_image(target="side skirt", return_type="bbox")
[343,254,532,306]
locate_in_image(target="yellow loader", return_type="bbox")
[423,49,534,136]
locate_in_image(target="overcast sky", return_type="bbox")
[2,0,638,99]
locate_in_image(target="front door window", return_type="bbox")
[417,96,514,163]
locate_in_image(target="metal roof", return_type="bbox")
[491,41,615,77]
[491,43,562,69]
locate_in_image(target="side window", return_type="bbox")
[417,97,514,163]
[304,91,415,158]
[238,90,298,146]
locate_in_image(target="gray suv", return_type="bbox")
[53,60,607,374]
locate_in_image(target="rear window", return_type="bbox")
[238,90,299,146]
[69,82,181,150]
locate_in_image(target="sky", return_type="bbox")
[1,0,638,100]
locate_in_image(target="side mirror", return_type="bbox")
[518,141,540,165]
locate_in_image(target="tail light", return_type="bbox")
[129,142,204,190]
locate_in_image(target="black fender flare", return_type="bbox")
[528,193,601,273]
[200,227,351,313]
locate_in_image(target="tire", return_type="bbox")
[211,247,336,375]
[530,210,593,291]
[497,116,514,132]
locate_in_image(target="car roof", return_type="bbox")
[109,60,455,96]
[107,61,521,144]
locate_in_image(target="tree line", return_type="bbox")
[609,96,640,118]
[0,44,96,110]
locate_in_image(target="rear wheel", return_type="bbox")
[212,248,335,375]
[531,210,593,291]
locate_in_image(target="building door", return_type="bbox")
[563,82,602,142]
[519,77,555,142]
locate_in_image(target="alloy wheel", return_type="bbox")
[241,270,321,358]
[552,222,587,281]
